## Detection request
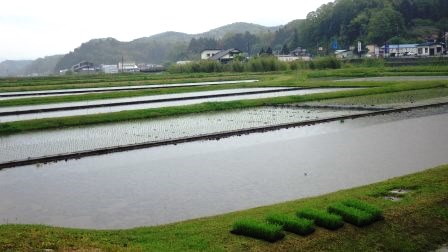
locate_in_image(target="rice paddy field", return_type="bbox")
[0,65,448,251]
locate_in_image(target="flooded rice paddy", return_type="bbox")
[0,88,358,122]
[0,107,366,163]
[0,80,259,99]
[0,105,447,229]
[336,76,448,82]
[0,87,292,113]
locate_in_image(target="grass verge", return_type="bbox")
[230,218,284,242]
[297,209,344,230]
[266,213,315,235]
[0,164,447,251]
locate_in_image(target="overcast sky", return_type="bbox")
[0,0,330,61]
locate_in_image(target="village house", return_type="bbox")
[200,48,242,63]
[201,49,222,60]
[101,64,119,74]
[380,44,419,57]
[417,41,444,56]
[334,50,354,59]
[277,47,311,62]
[72,61,95,73]
[118,62,139,73]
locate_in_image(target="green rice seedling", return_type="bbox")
[328,203,375,226]
[231,218,285,242]
[297,208,344,230]
[266,213,315,235]
[341,199,384,221]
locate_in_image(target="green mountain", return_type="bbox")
[55,22,280,71]
[198,22,280,38]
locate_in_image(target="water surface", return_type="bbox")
[0,107,447,229]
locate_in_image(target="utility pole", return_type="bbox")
[397,24,400,57]
[121,56,124,73]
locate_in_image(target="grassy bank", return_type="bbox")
[1,164,447,251]
[0,80,447,135]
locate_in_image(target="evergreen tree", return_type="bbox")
[280,44,290,55]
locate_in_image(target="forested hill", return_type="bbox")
[288,0,448,52]
[54,22,279,71]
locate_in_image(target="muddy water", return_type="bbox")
[0,88,358,122]
[0,80,259,99]
[0,107,447,229]
[0,107,365,163]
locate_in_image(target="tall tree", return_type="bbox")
[367,8,405,45]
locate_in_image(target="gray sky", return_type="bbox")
[0,0,330,61]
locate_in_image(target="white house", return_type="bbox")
[417,42,444,56]
[277,55,299,62]
[334,50,354,59]
[118,62,139,72]
[176,61,192,65]
[206,49,242,63]
[201,49,222,60]
[380,44,418,57]
[101,64,118,74]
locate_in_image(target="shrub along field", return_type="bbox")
[1,164,447,251]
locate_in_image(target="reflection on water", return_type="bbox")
[0,107,447,229]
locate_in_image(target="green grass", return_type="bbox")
[231,218,284,242]
[1,80,447,136]
[297,208,344,230]
[266,213,315,235]
[328,202,376,227]
[0,164,447,251]
[341,199,384,221]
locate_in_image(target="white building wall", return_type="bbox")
[201,50,222,60]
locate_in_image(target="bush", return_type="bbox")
[341,199,384,221]
[361,58,385,68]
[297,208,344,230]
[266,213,315,235]
[231,218,285,242]
[328,203,375,226]
[310,57,342,70]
